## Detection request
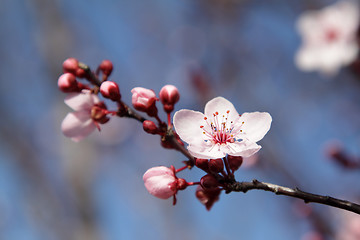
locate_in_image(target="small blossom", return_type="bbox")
[173,97,272,159]
[143,166,177,199]
[131,87,158,116]
[295,1,360,75]
[61,90,108,142]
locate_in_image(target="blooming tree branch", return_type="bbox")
[58,58,360,215]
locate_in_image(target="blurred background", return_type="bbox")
[1,0,360,239]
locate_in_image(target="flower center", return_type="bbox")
[200,110,244,145]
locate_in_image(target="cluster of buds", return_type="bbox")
[142,156,244,210]
[58,58,120,141]
[130,85,182,149]
[58,59,272,211]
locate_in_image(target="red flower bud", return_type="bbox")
[99,60,113,76]
[176,178,188,190]
[200,174,218,190]
[100,81,121,101]
[195,186,221,211]
[227,155,243,172]
[58,73,78,92]
[143,120,158,135]
[62,58,79,74]
[76,68,86,78]
[195,158,209,171]
[208,158,224,173]
[159,85,180,113]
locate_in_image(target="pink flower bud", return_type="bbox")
[58,73,78,92]
[227,155,243,172]
[195,186,221,211]
[143,166,177,199]
[208,158,224,173]
[131,87,158,116]
[159,85,180,113]
[63,58,79,74]
[195,158,209,171]
[200,174,218,190]
[100,81,121,101]
[99,60,113,76]
[143,120,158,135]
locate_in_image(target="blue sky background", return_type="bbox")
[1,0,360,239]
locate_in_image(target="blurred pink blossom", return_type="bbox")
[173,97,272,159]
[295,1,360,75]
[61,90,102,142]
[336,212,360,240]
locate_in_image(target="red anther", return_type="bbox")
[176,178,188,190]
[62,58,79,74]
[159,85,180,113]
[100,81,121,101]
[204,117,207,120]
[58,73,78,92]
[195,158,209,171]
[99,60,113,76]
[227,155,243,172]
[208,158,224,173]
[200,174,219,190]
[200,126,204,128]
[143,120,159,135]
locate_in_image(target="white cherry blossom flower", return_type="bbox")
[173,97,272,159]
[295,1,360,75]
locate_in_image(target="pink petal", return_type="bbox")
[204,97,240,121]
[173,109,207,146]
[61,111,96,142]
[64,90,100,111]
[240,112,272,143]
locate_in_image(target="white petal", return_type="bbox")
[228,142,261,158]
[239,112,272,143]
[173,109,207,145]
[188,143,227,159]
[61,111,96,142]
[64,91,99,111]
[204,97,240,121]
